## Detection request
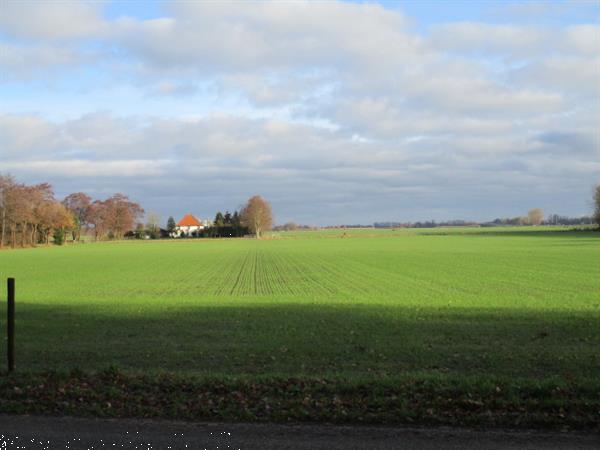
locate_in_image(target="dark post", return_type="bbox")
[7,277,15,372]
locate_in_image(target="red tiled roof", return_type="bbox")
[177,213,202,227]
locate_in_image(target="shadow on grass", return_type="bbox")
[3,302,599,380]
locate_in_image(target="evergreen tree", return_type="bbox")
[167,216,176,233]
[214,211,225,227]
[53,228,66,245]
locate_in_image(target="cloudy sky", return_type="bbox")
[1,0,599,225]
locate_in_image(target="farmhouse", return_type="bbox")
[173,213,207,237]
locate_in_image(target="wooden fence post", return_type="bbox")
[7,277,15,373]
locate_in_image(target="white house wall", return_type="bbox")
[172,225,205,237]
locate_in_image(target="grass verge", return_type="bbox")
[2,369,599,431]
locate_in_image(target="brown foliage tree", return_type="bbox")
[240,195,273,239]
[37,202,74,244]
[527,208,544,226]
[87,194,144,240]
[105,193,144,240]
[87,200,110,241]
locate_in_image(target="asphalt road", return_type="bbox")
[0,415,598,449]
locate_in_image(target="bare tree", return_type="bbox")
[594,184,600,228]
[146,211,161,238]
[527,208,544,226]
[240,195,273,239]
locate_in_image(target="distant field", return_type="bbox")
[1,226,598,381]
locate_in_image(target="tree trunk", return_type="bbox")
[21,222,26,247]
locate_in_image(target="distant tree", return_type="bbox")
[167,216,176,234]
[240,195,273,239]
[87,200,109,241]
[53,227,66,245]
[224,211,232,225]
[527,208,544,226]
[86,194,143,241]
[27,183,60,245]
[40,202,73,245]
[232,211,241,228]
[146,212,161,239]
[594,184,600,228]
[214,211,225,227]
[62,192,92,241]
[134,223,146,239]
[283,222,298,231]
[105,194,144,240]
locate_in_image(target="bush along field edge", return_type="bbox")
[1,368,599,431]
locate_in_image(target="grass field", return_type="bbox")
[1,227,599,427]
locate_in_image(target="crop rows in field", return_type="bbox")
[163,244,412,298]
[58,237,599,303]
[204,247,338,296]
[188,243,473,300]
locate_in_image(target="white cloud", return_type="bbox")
[0,42,81,77]
[107,1,421,76]
[0,1,106,40]
[0,113,57,154]
[430,23,548,56]
[565,25,600,55]
[429,23,600,57]
[3,159,171,178]
[147,81,198,97]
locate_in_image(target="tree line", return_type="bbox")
[373,199,600,229]
[0,174,144,248]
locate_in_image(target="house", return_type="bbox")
[173,213,206,237]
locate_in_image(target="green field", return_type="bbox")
[0,227,600,431]
[1,227,599,427]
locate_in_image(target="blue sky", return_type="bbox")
[1,0,599,225]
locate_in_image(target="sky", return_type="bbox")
[1,0,599,225]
